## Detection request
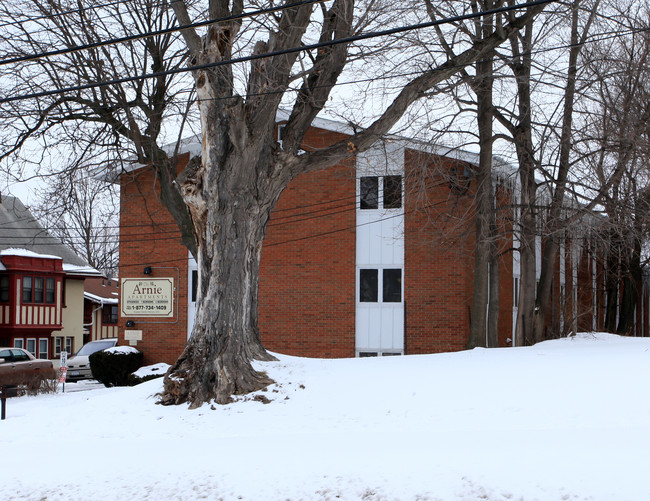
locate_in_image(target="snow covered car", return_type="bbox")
[65,338,118,381]
[0,347,55,387]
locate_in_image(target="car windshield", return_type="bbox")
[75,340,115,356]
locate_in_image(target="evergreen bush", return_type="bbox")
[90,347,143,387]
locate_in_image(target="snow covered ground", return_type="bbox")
[3,332,650,500]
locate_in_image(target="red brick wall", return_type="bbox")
[404,149,475,353]
[118,158,191,365]
[403,149,515,352]
[259,125,356,357]
[259,164,356,357]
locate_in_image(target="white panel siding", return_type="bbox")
[355,142,405,356]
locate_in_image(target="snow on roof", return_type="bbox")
[0,247,63,260]
[63,263,102,277]
[84,291,119,305]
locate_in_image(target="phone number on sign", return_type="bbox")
[126,305,169,311]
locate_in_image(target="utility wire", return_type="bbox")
[0,0,145,29]
[0,0,556,104]
[0,0,323,67]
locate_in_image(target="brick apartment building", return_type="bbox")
[116,115,617,365]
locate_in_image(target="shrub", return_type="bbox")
[90,346,143,387]
[0,368,58,397]
[25,369,58,395]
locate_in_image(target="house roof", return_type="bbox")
[83,276,119,305]
[0,195,100,276]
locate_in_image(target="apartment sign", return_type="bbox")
[121,278,174,317]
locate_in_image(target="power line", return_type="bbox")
[0,0,556,104]
[0,0,324,67]
[4,7,645,113]
[0,0,146,29]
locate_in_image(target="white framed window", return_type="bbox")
[358,351,402,358]
[55,337,62,356]
[38,338,48,359]
[26,338,36,357]
[65,337,73,355]
[359,176,403,210]
[14,338,24,349]
[359,268,402,303]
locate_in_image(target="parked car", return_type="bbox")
[0,347,55,387]
[65,338,118,381]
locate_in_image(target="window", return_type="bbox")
[21,276,55,304]
[513,276,520,308]
[26,338,36,357]
[383,176,403,209]
[191,270,198,302]
[0,275,9,302]
[360,177,379,209]
[360,268,402,303]
[360,269,378,302]
[46,278,55,303]
[55,337,62,356]
[12,349,30,362]
[65,337,73,355]
[38,338,48,359]
[34,277,44,303]
[13,338,24,349]
[22,276,33,303]
[103,305,118,324]
[383,269,402,302]
[360,176,403,210]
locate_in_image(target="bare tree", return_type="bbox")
[31,173,119,278]
[0,0,550,406]
[577,3,650,334]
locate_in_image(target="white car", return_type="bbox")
[65,338,118,381]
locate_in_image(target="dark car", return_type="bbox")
[0,347,56,388]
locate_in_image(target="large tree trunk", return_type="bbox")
[161,112,284,406]
[160,194,277,405]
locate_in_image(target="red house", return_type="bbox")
[115,116,615,365]
[0,196,102,359]
[83,276,119,344]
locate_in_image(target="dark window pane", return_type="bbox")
[359,352,378,357]
[360,177,379,209]
[360,269,378,302]
[46,278,55,303]
[34,277,44,303]
[191,270,198,302]
[103,305,118,324]
[0,275,9,302]
[23,276,32,303]
[383,176,402,209]
[383,269,402,302]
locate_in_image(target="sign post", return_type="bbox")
[59,351,68,393]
